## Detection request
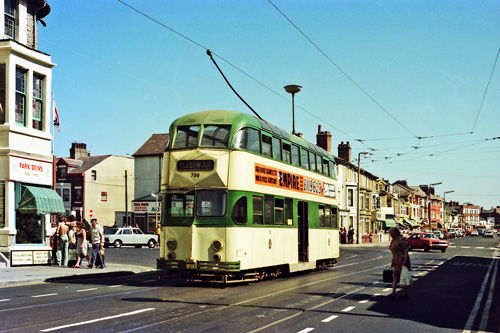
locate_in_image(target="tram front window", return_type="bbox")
[167,193,194,217]
[173,126,200,149]
[201,125,231,147]
[197,190,227,217]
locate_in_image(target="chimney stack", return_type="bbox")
[316,125,332,152]
[70,143,89,160]
[338,141,351,162]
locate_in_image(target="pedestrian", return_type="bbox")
[112,221,118,228]
[156,224,161,247]
[340,227,346,244]
[87,218,105,269]
[348,227,354,244]
[50,220,58,265]
[55,216,69,267]
[388,227,411,299]
[73,222,90,268]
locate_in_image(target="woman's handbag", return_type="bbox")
[400,266,413,287]
[383,269,393,283]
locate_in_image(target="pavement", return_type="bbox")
[0,262,157,287]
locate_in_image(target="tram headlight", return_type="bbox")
[213,253,222,262]
[211,239,223,252]
[167,252,176,261]
[166,238,177,250]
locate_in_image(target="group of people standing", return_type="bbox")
[339,226,355,244]
[53,216,105,269]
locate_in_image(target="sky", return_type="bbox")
[40,1,500,209]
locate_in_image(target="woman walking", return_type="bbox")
[388,227,411,298]
[73,222,90,268]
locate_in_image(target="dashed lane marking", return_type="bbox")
[32,293,58,298]
[40,307,155,332]
[0,299,10,302]
[358,300,369,304]
[108,285,124,288]
[77,288,97,292]
[297,328,314,333]
[321,315,338,323]
[342,306,355,312]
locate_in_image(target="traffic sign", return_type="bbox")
[89,210,94,218]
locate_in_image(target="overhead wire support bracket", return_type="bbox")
[206,49,263,120]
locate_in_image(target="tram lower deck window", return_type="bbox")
[197,190,227,217]
[167,193,194,217]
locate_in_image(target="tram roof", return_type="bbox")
[171,110,336,160]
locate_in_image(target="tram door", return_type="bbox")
[297,201,309,262]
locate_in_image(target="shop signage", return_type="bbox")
[255,163,336,199]
[11,251,33,265]
[133,202,161,213]
[33,251,49,264]
[10,155,52,186]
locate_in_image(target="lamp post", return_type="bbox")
[443,190,454,228]
[357,151,369,244]
[151,192,159,227]
[427,182,442,229]
[284,84,302,134]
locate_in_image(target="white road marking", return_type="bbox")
[321,315,338,323]
[373,293,381,297]
[342,306,355,312]
[475,247,485,249]
[383,288,392,292]
[462,246,471,249]
[358,300,368,304]
[40,307,155,332]
[108,285,124,288]
[0,299,11,302]
[76,288,97,292]
[141,279,157,283]
[297,328,314,333]
[32,293,58,298]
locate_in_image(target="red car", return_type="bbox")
[406,232,449,253]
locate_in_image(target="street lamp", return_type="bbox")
[427,182,442,229]
[151,192,159,227]
[357,151,369,244]
[443,190,454,227]
[284,84,302,134]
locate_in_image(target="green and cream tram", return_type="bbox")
[158,110,339,282]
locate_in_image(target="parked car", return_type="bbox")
[433,230,444,239]
[483,230,494,238]
[476,228,485,236]
[406,232,449,252]
[104,227,158,248]
[470,229,479,237]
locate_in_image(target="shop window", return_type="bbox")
[252,196,263,225]
[32,74,44,130]
[15,67,27,126]
[232,196,247,225]
[15,213,43,244]
[101,191,107,201]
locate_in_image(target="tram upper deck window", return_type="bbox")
[201,125,231,147]
[234,127,261,154]
[316,156,323,174]
[291,145,300,166]
[197,190,227,217]
[323,159,330,176]
[167,193,194,217]
[173,126,200,149]
[301,149,309,169]
[282,143,291,163]
[262,134,272,157]
[309,153,317,172]
[272,137,281,160]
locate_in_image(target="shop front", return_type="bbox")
[0,155,64,267]
[132,197,161,234]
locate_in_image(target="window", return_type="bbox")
[316,156,323,174]
[173,125,200,149]
[262,134,272,157]
[319,205,325,227]
[285,198,293,225]
[197,190,226,217]
[325,206,331,228]
[62,188,69,201]
[309,153,316,171]
[167,192,194,217]
[301,149,309,169]
[75,188,82,202]
[15,67,26,126]
[291,145,300,166]
[234,127,260,154]
[201,125,231,147]
[323,159,329,176]
[264,195,273,225]
[0,181,4,227]
[232,196,247,225]
[331,207,338,228]
[274,198,284,225]
[4,0,16,39]
[348,189,353,207]
[101,191,107,201]
[253,196,263,225]
[272,137,281,160]
[56,188,61,196]
[282,143,291,163]
[0,65,5,124]
[58,165,67,179]
[32,74,44,130]
[91,170,97,181]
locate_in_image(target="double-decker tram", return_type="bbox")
[157,110,339,282]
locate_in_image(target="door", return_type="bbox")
[298,201,309,262]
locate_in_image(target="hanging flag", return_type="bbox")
[53,95,61,132]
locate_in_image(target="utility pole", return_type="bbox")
[125,170,128,226]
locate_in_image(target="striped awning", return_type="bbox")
[17,186,65,215]
[403,218,419,227]
[384,219,397,228]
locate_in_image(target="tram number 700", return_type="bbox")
[191,173,200,178]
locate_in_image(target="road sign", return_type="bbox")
[89,210,94,218]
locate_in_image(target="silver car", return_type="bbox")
[104,227,158,248]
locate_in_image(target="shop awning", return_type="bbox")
[384,219,397,228]
[403,218,419,227]
[17,186,65,215]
